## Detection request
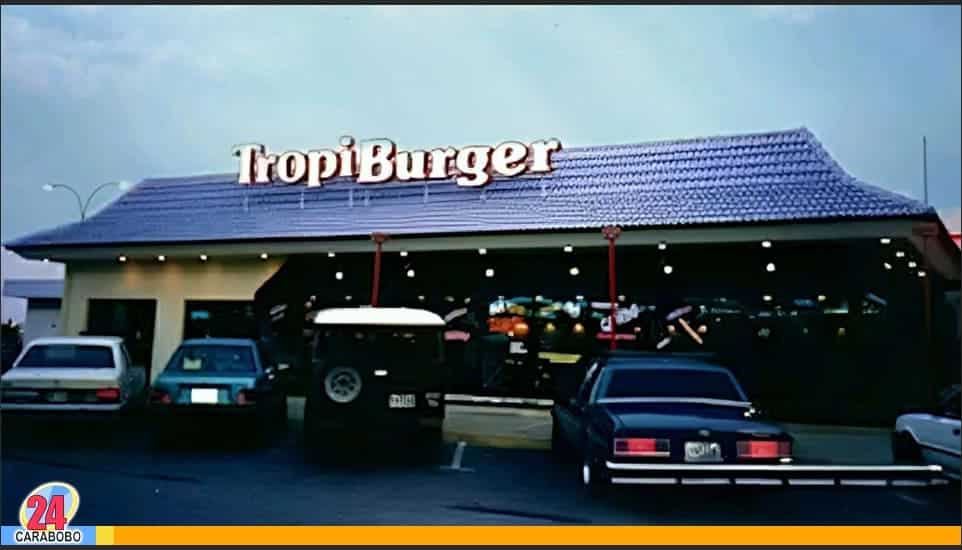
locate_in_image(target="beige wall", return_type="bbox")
[60,257,284,381]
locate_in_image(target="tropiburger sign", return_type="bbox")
[233,136,562,188]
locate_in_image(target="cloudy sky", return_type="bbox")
[1,5,960,320]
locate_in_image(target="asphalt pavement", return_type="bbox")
[1,403,959,526]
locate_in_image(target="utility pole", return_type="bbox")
[922,136,929,206]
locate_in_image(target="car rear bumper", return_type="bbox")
[603,461,949,487]
[0,402,126,412]
[149,404,263,418]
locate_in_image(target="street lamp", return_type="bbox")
[42,180,131,221]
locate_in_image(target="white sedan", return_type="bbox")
[1,336,147,412]
[893,385,960,479]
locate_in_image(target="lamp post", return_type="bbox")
[42,181,131,221]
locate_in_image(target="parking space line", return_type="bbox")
[440,440,474,472]
[451,441,466,469]
[895,492,930,507]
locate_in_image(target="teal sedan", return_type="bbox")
[149,338,287,440]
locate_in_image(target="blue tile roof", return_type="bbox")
[5,128,934,250]
[2,279,64,300]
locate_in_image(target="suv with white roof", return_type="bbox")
[303,308,447,459]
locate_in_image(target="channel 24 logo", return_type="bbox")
[13,482,82,544]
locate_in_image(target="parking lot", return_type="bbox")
[2,401,959,526]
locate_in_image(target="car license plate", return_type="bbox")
[47,391,68,403]
[388,394,416,408]
[190,388,219,404]
[685,441,723,463]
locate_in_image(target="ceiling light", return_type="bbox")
[880,237,891,245]
[617,294,626,302]
[766,262,776,272]
[199,254,208,262]
[569,266,580,276]
[658,242,667,251]
[41,258,49,263]
[400,250,408,257]
[345,295,352,301]
[895,251,905,258]
[374,370,388,377]
[663,265,673,275]
[260,253,269,260]
[576,295,585,301]
[907,261,917,268]
[478,248,487,255]
[328,252,336,258]
[918,270,927,278]
[335,271,344,280]
[157,255,166,262]
[763,294,773,302]
[563,245,573,253]
[817,294,827,302]
[761,240,772,248]
[883,262,892,270]
[406,269,415,278]
[418,295,426,302]
[485,268,494,278]
[118,255,127,263]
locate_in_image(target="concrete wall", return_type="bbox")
[60,257,284,381]
[23,299,61,343]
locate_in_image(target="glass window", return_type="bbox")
[600,368,743,401]
[167,345,256,374]
[17,345,115,369]
[323,328,442,363]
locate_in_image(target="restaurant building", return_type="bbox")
[5,128,959,424]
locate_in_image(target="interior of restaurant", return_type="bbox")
[241,237,960,426]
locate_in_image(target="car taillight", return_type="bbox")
[737,440,792,459]
[613,437,670,457]
[150,388,171,405]
[95,388,120,402]
[236,390,256,406]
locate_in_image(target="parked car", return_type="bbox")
[893,385,960,479]
[0,336,146,412]
[148,338,288,439]
[303,308,447,459]
[552,352,794,493]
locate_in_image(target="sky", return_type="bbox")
[1,5,960,321]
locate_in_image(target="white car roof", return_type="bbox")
[26,336,124,347]
[312,307,445,327]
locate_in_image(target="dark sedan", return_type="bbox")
[552,353,794,493]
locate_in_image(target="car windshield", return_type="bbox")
[600,368,743,402]
[16,344,115,369]
[168,345,256,374]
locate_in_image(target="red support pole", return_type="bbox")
[602,226,622,350]
[371,233,388,307]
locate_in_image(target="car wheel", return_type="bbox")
[551,420,569,459]
[892,431,922,464]
[324,367,362,404]
[275,395,289,432]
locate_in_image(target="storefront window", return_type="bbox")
[183,301,257,340]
